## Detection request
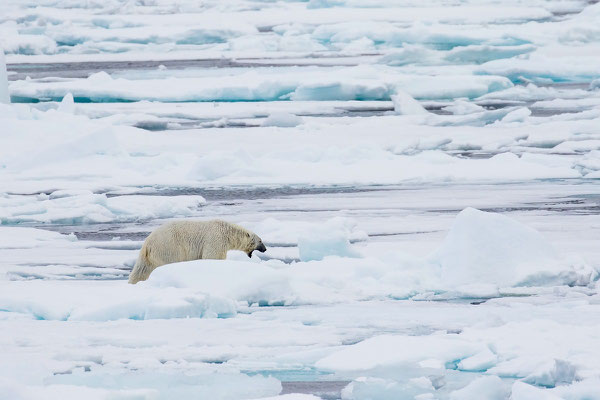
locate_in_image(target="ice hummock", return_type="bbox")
[262,112,303,127]
[429,207,592,288]
[297,217,363,261]
[391,91,428,115]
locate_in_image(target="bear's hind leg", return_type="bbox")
[128,246,156,284]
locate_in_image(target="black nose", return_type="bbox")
[257,243,267,253]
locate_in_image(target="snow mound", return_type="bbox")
[391,91,428,115]
[297,217,364,261]
[262,112,303,127]
[147,260,292,306]
[429,207,594,288]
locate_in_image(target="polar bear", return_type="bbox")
[128,219,267,284]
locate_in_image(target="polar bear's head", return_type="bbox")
[244,232,267,258]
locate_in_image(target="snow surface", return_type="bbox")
[2,0,600,398]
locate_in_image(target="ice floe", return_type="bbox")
[0,192,205,225]
[8,66,514,102]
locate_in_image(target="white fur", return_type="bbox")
[128,219,264,284]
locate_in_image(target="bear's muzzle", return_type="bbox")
[248,243,267,258]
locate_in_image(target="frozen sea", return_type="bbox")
[1,1,600,399]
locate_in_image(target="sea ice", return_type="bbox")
[57,93,75,114]
[2,1,600,398]
[0,48,9,104]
